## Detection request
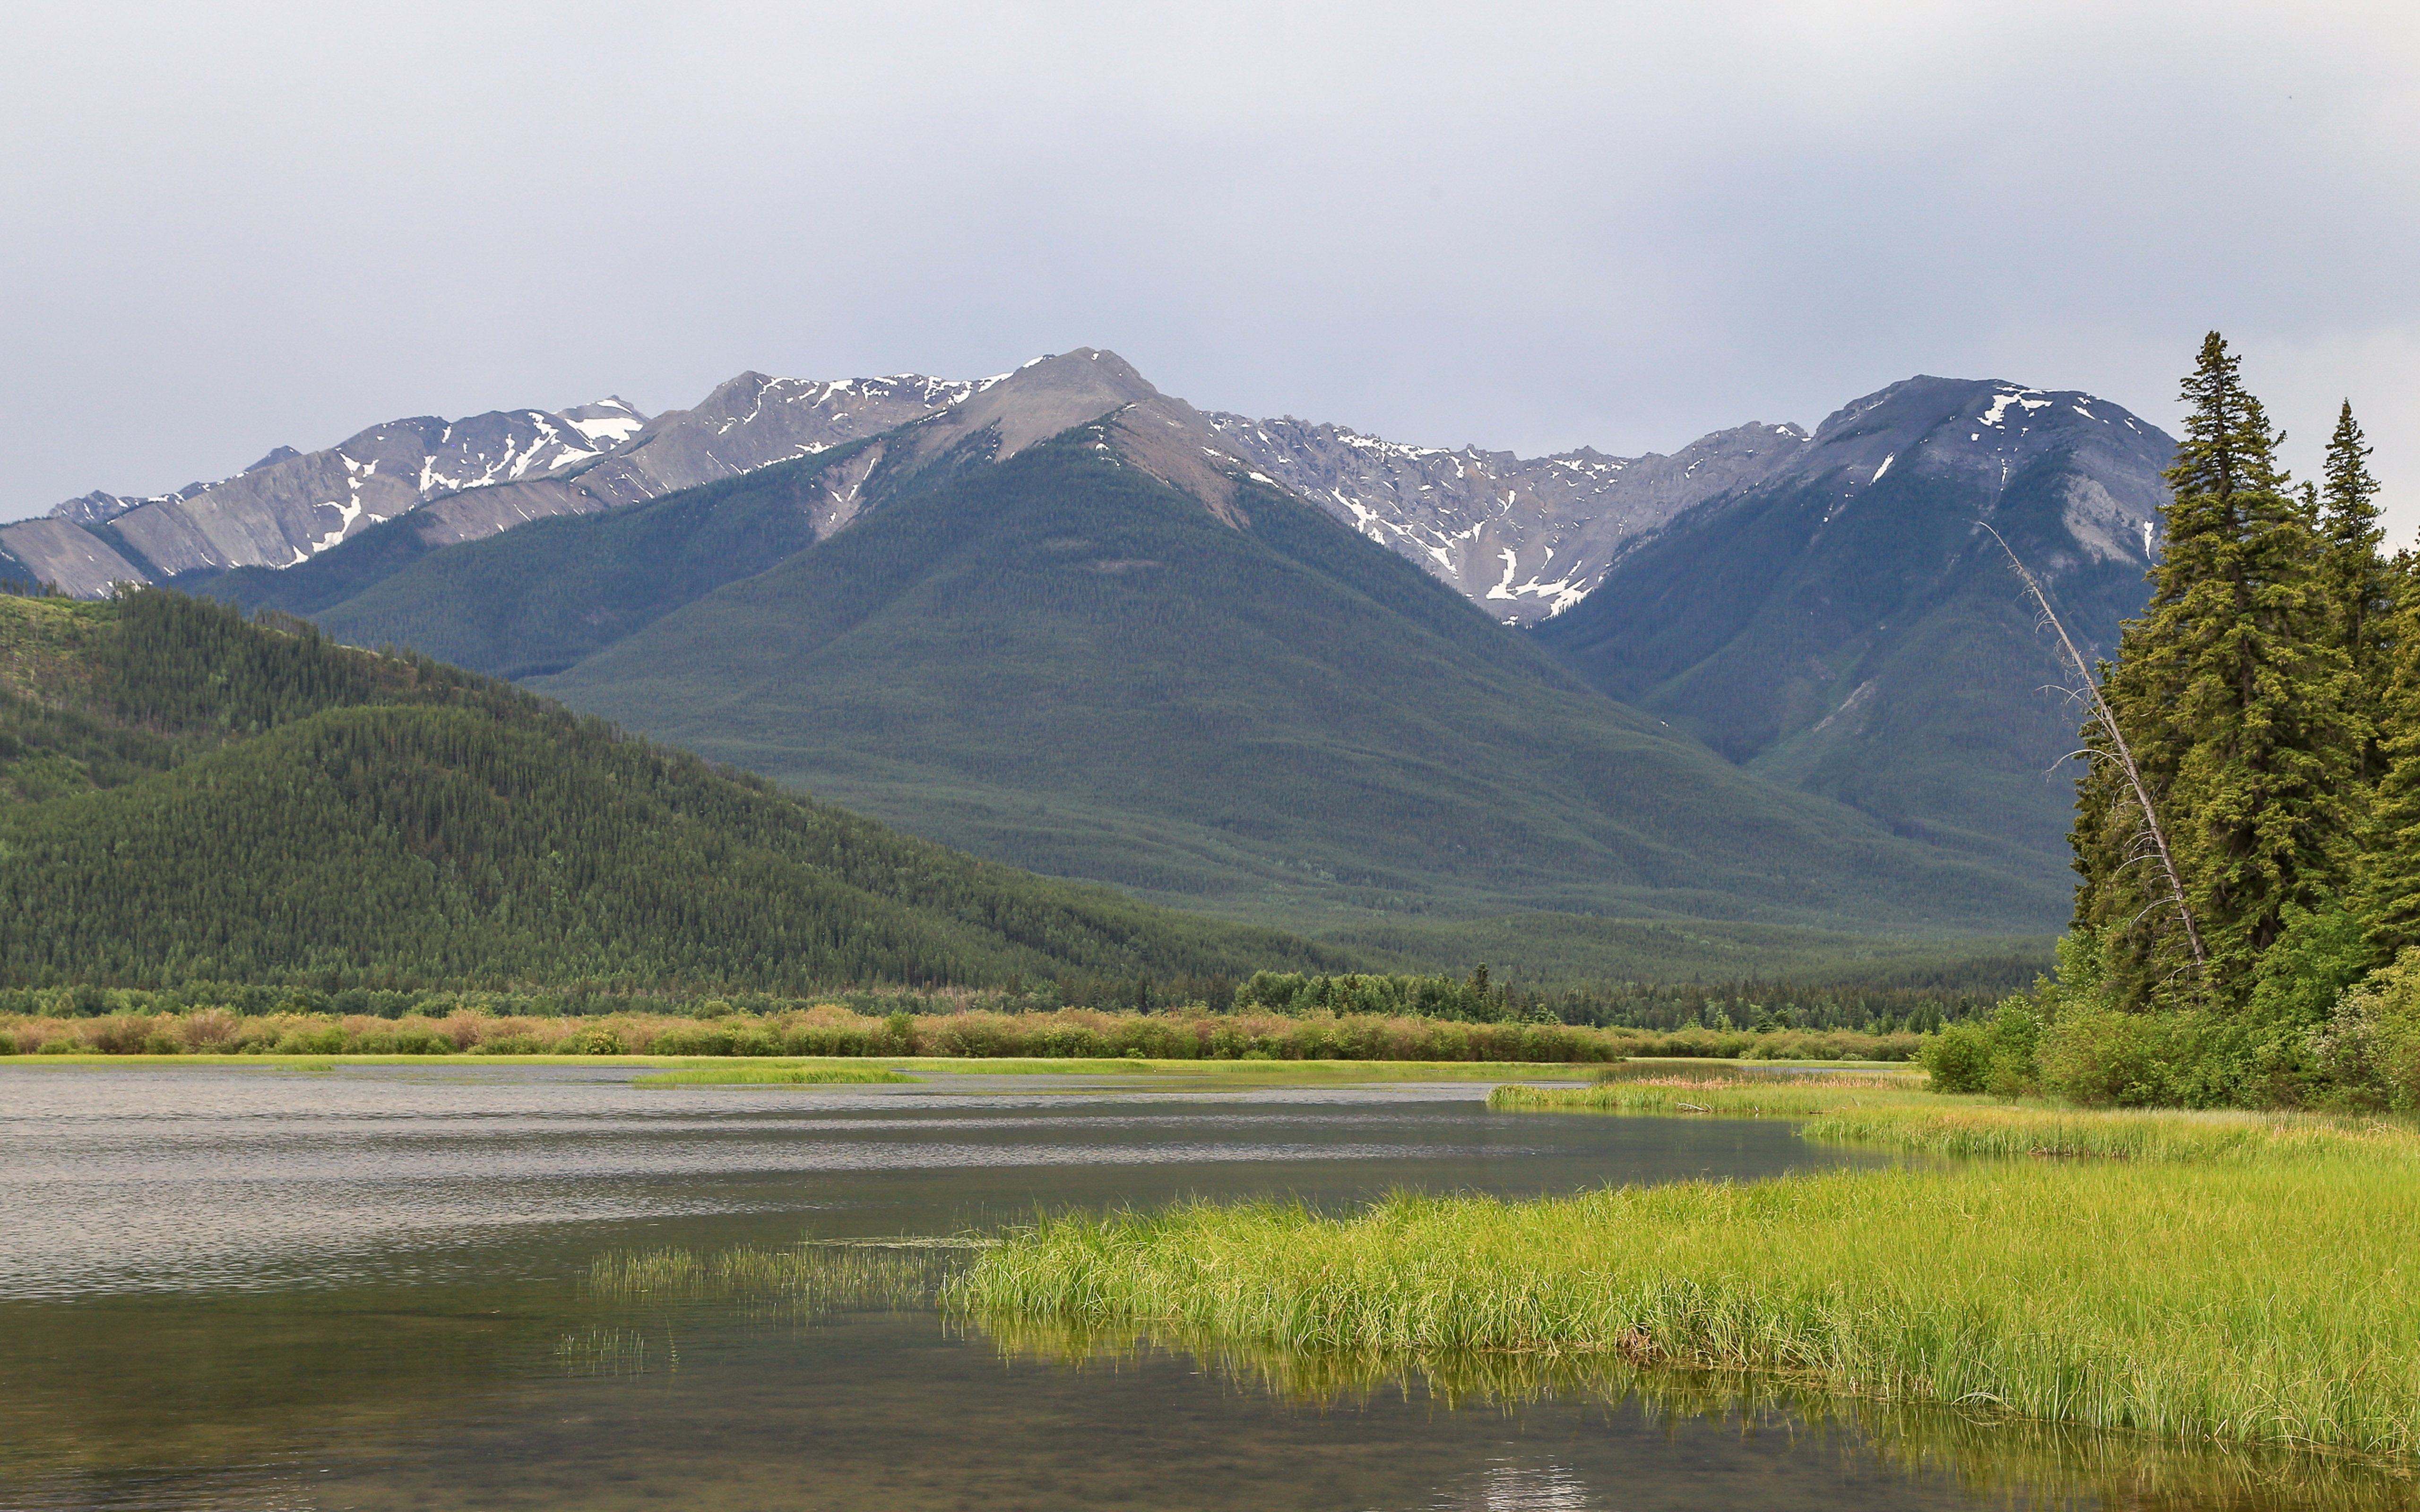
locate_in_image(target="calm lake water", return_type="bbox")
[0,1064,2405,1511]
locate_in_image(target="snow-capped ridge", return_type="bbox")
[7,362,2177,617]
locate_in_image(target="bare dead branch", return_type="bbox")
[1981,522,2205,973]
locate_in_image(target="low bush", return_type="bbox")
[176,1008,242,1051]
[2035,1006,2240,1108]
[2308,947,2420,1112]
[470,1034,544,1056]
[1920,1000,2041,1095]
[272,1026,347,1055]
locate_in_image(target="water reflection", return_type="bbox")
[968,1311,2420,1511]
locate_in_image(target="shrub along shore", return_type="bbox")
[0,1003,1917,1063]
[947,1077,2420,1464]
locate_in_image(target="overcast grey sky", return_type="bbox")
[5,1,2414,528]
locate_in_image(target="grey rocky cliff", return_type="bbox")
[0,519,150,598]
[1203,415,1815,623]
[8,400,650,584]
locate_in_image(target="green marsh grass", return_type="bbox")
[952,1083,2420,1465]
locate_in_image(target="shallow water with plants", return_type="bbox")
[2,1063,2409,1510]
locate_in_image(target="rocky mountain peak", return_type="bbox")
[907,349,1161,465]
[1780,377,2174,569]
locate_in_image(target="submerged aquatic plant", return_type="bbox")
[584,1242,970,1311]
[554,1327,654,1377]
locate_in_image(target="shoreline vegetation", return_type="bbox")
[948,1074,2420,1467]
[0,1003,1921,1064]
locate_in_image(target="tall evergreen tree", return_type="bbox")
[2074,334,2354,1008]
[2316,402,2395,782]
[2358,572,2420,957]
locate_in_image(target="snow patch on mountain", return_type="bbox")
[1204,414,1815,624]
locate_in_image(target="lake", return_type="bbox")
[1,1064,2403,1510]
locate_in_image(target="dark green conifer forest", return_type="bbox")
[0,589,1340,992]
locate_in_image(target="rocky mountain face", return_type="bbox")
[1533,375,2175,883]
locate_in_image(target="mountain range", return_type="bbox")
[2,349,2174,953]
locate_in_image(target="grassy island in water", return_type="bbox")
[949,1074,2420,1467]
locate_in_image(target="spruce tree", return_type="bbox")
[2358,550,2420,956]
[2073,334,2354,1008]
[2316,402,2394,782]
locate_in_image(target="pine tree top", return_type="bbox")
[2165,332,2295,523]
[2323,400,2384,557]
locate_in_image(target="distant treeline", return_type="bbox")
[0,967,1995,1038]
[1232,969,1997,1033]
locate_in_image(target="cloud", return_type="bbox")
[4,1,2414,525]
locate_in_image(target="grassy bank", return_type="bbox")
[1496,1078,2420,1163]
[951,1083,2420,1463]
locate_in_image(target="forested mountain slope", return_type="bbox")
[530,423,2059,932]
[1533,378,2173,880]
[0,591,1337,989]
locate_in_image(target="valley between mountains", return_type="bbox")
[2,349,2178,970]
